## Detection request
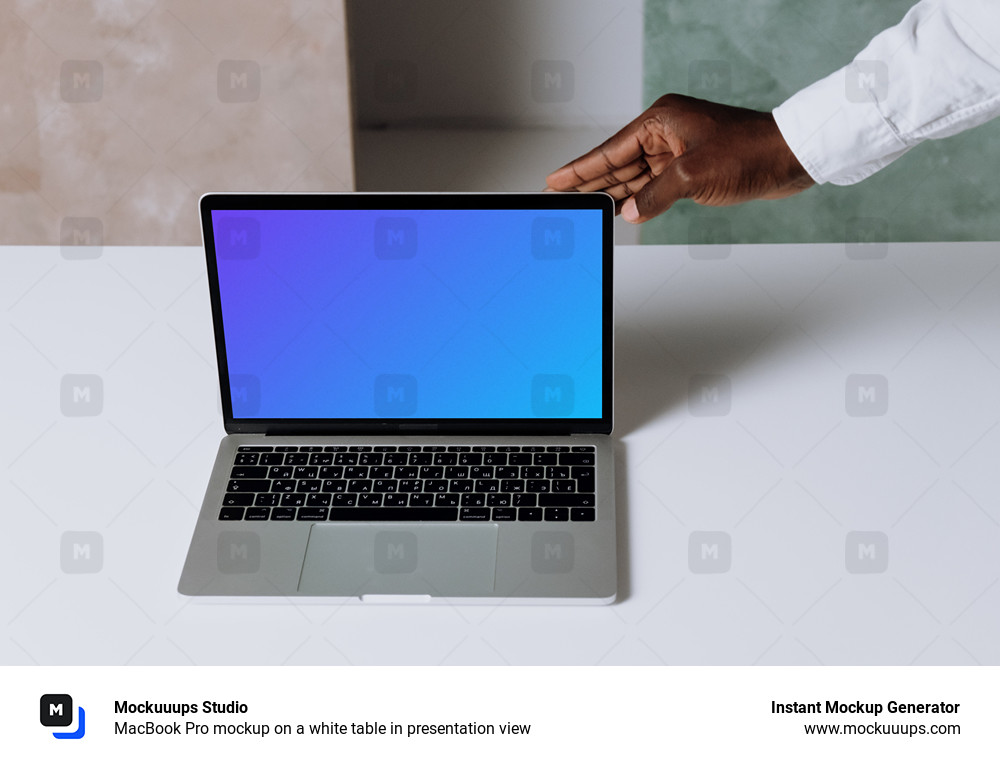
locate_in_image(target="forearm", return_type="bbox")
[773,0,1000,185]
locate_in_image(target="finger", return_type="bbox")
[595,169,654,202]
[545,127,646,189]
[621,166,689,223]
[571,158,649,193]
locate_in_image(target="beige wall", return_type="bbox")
[1,0,354,245]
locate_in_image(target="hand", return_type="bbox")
[545,94,815,223]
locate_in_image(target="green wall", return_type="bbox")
[641,0,1000,244]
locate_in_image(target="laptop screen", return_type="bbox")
[203,194,612,433]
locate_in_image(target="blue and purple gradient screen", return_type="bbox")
[213,208,603,420]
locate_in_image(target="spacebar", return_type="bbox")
[327,508,459,522]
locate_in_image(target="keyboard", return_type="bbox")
[220,445,597,523]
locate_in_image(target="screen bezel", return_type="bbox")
[201,192,614,436]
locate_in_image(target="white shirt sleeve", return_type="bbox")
[772,0,1000,185]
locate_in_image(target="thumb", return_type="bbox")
[621,166,687,223]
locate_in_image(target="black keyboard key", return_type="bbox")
[349,446,372,452]
[318,465,344,479]
[328,509,457,522]
[424,480,448,493]
[546,445,570,452]
[297,480,322,493]
[271,508,296,520]
[435,493,459,507]
[331,493,358,507]
[275,446,298,453]
[460,493,486,507]
[546,466,570,480]
[245,507,271,521]
[226,479,270,493]
[572,445,596,452]
[300,446,323,452]
[309,453,334,465]
[487,493,511,507]
[559,453,595,465]
[383,493,409,507]
[259,453,285,465]
[482,453,507,466]
[359,453,384,466]
[447,446,471,452]
[444,466,469,479]
[234,453,259,465]
[272,480,296,493]
[492,508,517,521]
[512,493,537,507]
[268,466,294,479]
[419,465,444,479]
[409,452,433,465]
[460,508,491,521]
[398,480,422,493]
[358,493,383,507]
[374,446,397,452]
[495,466,519,479]
[518,508,542,521]
[422,445,445,452]
[384,452,409,465]
[458,453,483,466]
[255,493,280,506]
[533,453,557,465]
[348,480,372,493]
[539,493,595,507]
[553,480,575,493]
[230,465,269,479]
[394,466,419,479]
[508,453,533,466]
[372,479,397,493]
[324,446,347,452]
[334,453,359,465]
[410,493,434,507]
[526,480,549,492]
[223,492,254,506]
[522,466,545,479]
[281,493,306,506]
[370,466,394,479]
[472,446,495,452]
[433,453,457,465]
[474,479,499,493]
[344,466,368,479]
[470,466,494,479]
[544,508,569,522]
[572,467,595,493]
[238,445,272,452]
[306,493,331,506]
[450,479,474,493]
[571,508,596,522]
[297,509,328,521]
[219,507,245,520]
[293,466,318,479]
[284,453,309,465]
[322,479,347,493]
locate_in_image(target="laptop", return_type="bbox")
[178,192,617,603]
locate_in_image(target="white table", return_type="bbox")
[2,242,998,665]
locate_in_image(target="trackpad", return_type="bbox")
[298,523,498,597]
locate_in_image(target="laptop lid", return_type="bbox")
[201,192,614,436]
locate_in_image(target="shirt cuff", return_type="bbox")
[772,68,911,186]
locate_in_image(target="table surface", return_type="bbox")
[2,242,998,666]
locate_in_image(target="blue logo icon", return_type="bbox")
[40,694,86,739]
